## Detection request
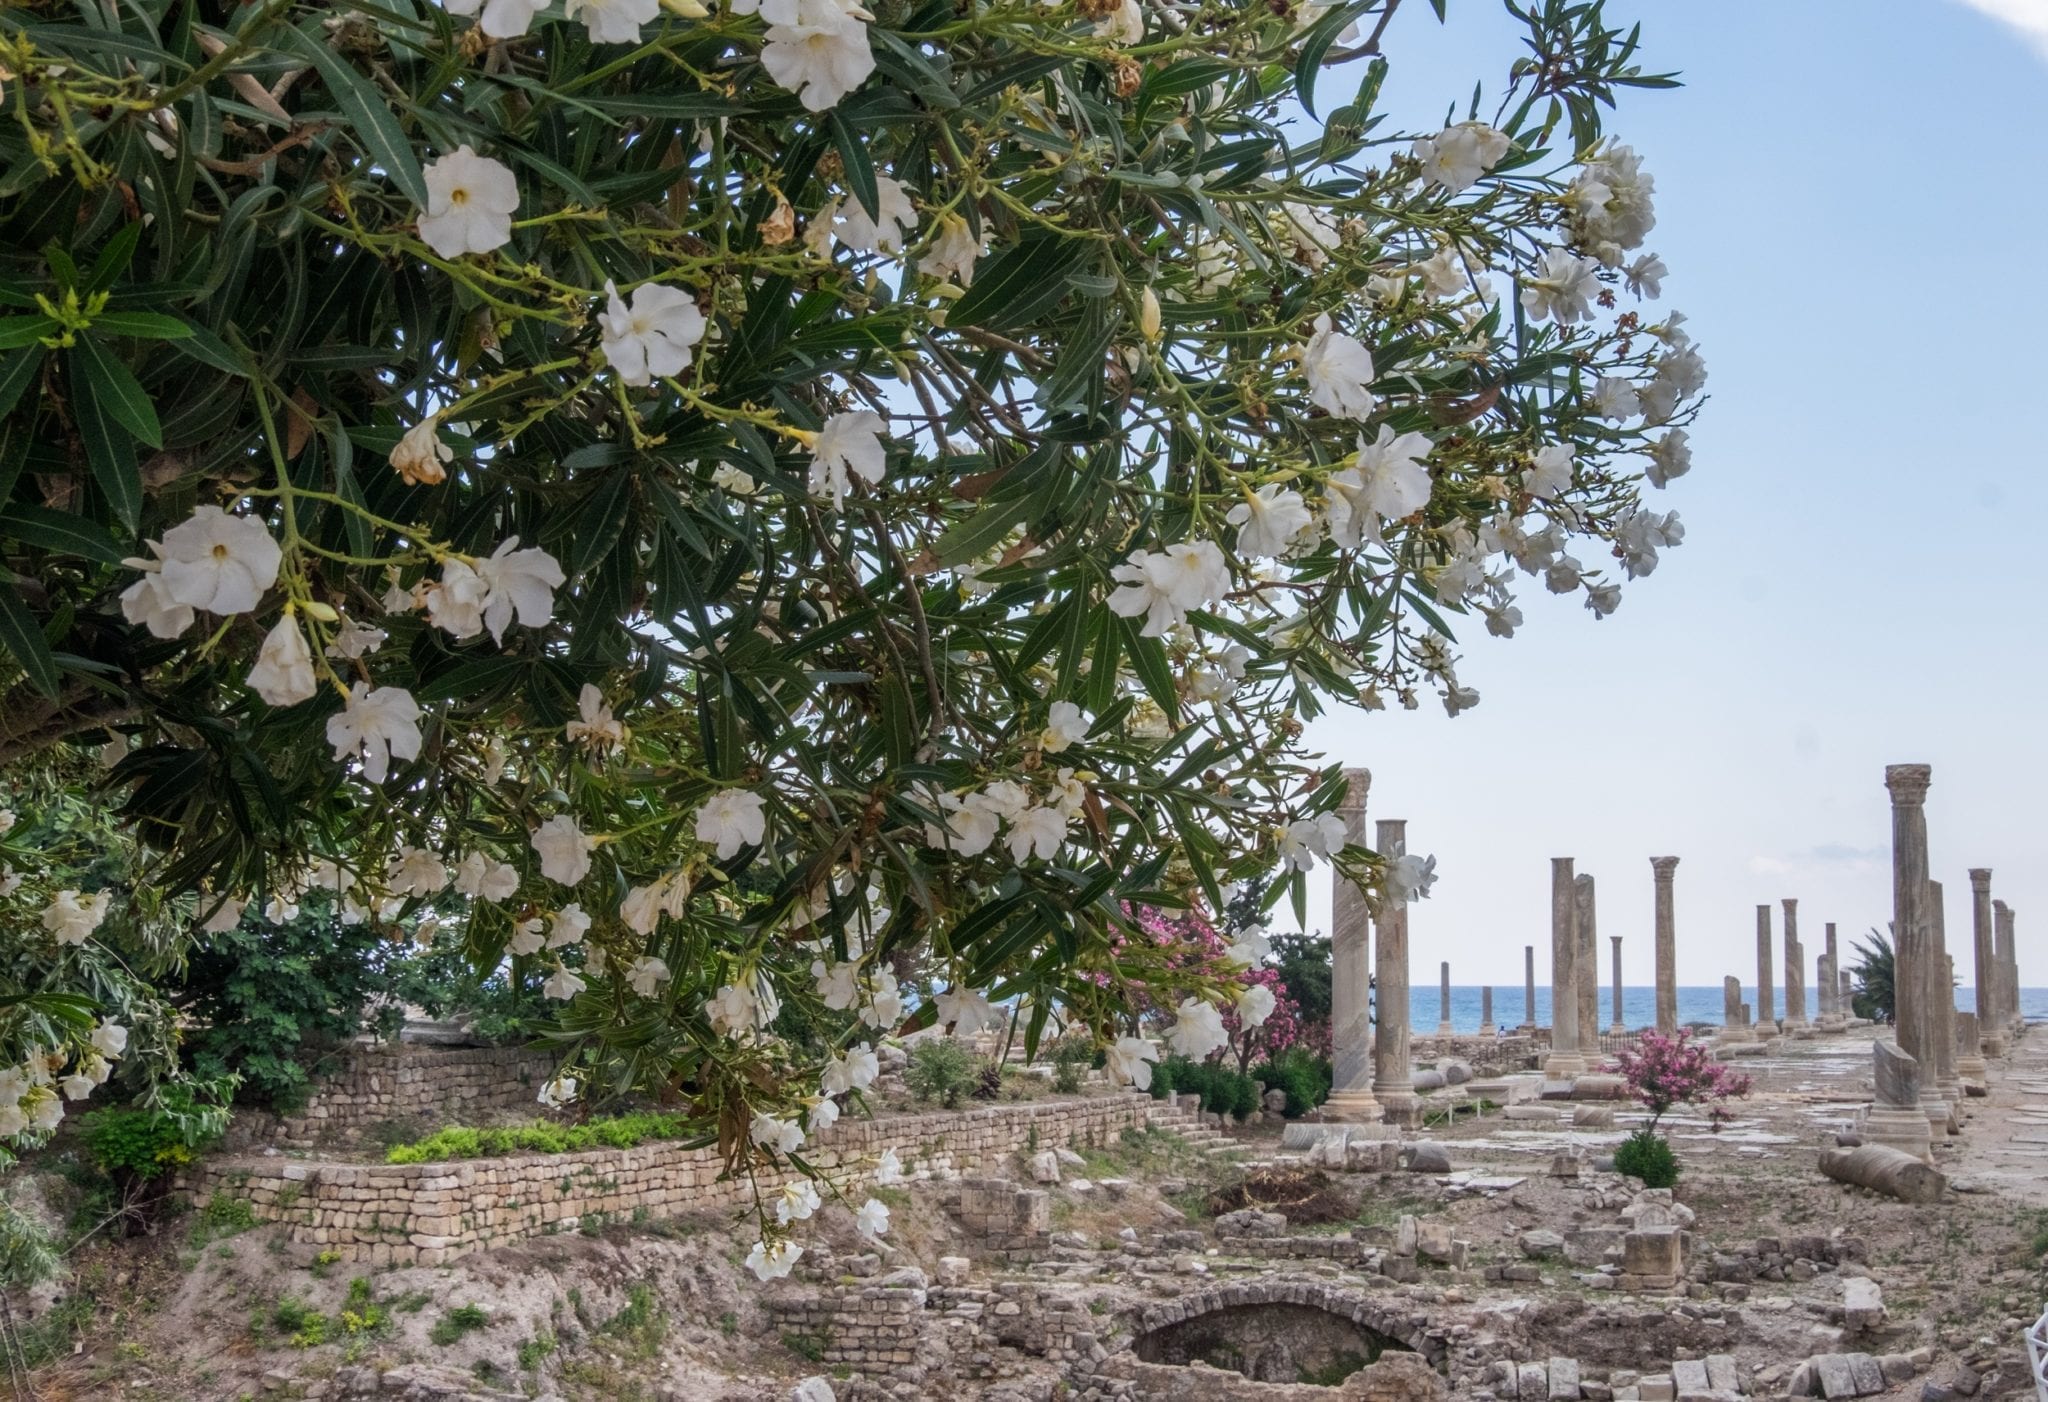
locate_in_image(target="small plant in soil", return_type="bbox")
[430,1303,490,1346]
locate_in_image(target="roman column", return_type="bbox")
[1823,922,1842,1026]
[1370,817,1416,1124]
[1863,1037,1934,1165]
[1995,901,2019,1037]
[1884,764,1945,1133]
[1721,975,1751,1042]
[1971,870,2004,1058]
[1436,960,1454,1038]
[1323,769,1381,1121]
[1523,945,1537,1032]
[1782,899,1806,1027]
[1575,874,1600,1051]
[1755,905,1775,1032]
[1479,986,1496,1037]
[1840,968,1854,1018]
[1545,858,1585,1078]
[1652,857,1679,1034]
[1609,935,1626,1034]
[1929,881,1961,1120]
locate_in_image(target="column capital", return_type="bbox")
[1969,868,1992,891]
[1884,763,1932,805]
[1782,897,1798,914]
[1756,904,1771,921]
[1336,767,1372,812]
[1995,899,2011,916]
[1611,934,1623,949]
[1650,855,1680,876]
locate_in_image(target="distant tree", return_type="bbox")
[1851,929,1895,1024]
[1269,931,1334,1032]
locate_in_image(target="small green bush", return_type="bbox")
[1249,1048,1332,1118]
[1048,1036,1096,1094]
[904,1039,979,1109]
[77,1107,202,1183]
[1152,1056,1257,1119]
[384,1112,690,1164]
[430,1304,490,1346]
[1613,1128,1679,1189]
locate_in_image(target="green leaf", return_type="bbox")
[282,26,429,208]
[1296,1,1373,116]
[947,233,1093,334]
[67,347,141,533]
[90,310,194,340]
[71,335,162,448]
[0,346,43,421]
[0,317,57,350]
[0,504,127,564]
[828,112,880,222]
[85,221,143,291]
[0,589,60,700]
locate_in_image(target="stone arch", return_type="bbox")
[1126,1280,1448,1373]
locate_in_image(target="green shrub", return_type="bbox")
[384,1112,690,1164]
[77,1107,205,1183]
[1613,1128,1679,1189]
[1249,1048,1332,1118]
[430,1304,490,1346]
[904,1039,979,1109]
[1048,1036,1096,1094]
[1153,1056,1257,1119]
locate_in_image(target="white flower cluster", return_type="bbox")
[0,1020,125,1139]
[921,770,1089,863]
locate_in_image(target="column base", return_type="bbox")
[1920,1096,1956,1136]
[1433,1022,1455,1038]
[1541,1052,1587,1079]
[1607,1022,1626,1035]
[1957,1055,1989,1083]
[1718,1025,1754,1043]
[1476,1024,1497,1038]
[1982,1034,2007,1058]
[1861,1105,1934,1165]
[1375,1088,1422,1127]
[1322,1089,1384,1123]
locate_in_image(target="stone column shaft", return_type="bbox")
[1545,859,1585,1077]
[1575,874,1600,1052]
[1783,898,1806,1026]
[1608,935,1625,1033]
[1524,946,1537,1030]
[1721,975,1751,1042]
[1995,902,2019,1036]
[1929,880,1960,1115]
[1480,986,1496,1036]
[1371,818,1415,1123]
[1436,960,1454,1037]
[1651,857,1679,1035]
[1755,905,1775,1031]
[1324,769,1380,1122]
[1824,922,1842,1025]
[1884,764,1946,1130]
[1971,870,2004,1058]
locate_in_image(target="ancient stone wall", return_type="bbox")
[180,1091,1162,1268]
[227,1043,564,1150]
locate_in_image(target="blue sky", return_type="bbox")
[1290,0,2048,991]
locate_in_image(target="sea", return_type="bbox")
[1397,985,2048,1033]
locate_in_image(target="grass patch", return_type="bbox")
[601,1284,665,1358]
[429,1304,490,1346]
[782,1331,829,1363]
[385,1111,694,1164]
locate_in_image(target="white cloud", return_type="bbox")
[1951,0,2048,59]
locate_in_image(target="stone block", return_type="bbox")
[1027,1150,1060,1184]
[1842,1277,1884,1333]
[1518,1362,1550,1401]
[1621,1227,1682,1277]
[1402,1141,1452,1173]
[1520,1230,1565,1259]
[1670,1360,1709,1394]
[934,1256,969,1287]
[1573,1104,1618,1129]
[1565,1227,1625,1267]
[1547,1357,1580,1400]
[1415,1219,1457,1262]
[1638,1377,1675,1401]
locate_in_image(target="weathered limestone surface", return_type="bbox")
[1995,901,2020,1036]
[1651,856,1679,1034]
[1326,769,1380,1121]
[1818,1144,1947,1204]
[1928,882,1961,1117]
[1608,935,1625,1035]
[1754,904,1775,1030]
[227,1043,565,1150]
[1783,898,1806,1026]
[1373,818,1416,1124]
[179,1091,1166,1269]
[1720,976,1751,1043]
[1884,764,1947,1132]
[1544,859,1585,1078]
[1860,1039,1932,1164]
[1970,869,2004,1057]
[1573,874,1599,1050]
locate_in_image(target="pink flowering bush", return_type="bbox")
[1614,1029,1753,1133]
[1120,906,1306,1070]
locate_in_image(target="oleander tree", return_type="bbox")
[0,0,1702,1268]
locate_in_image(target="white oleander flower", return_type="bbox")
[1585,580,1623,618]
[473,538,565,644]
[813,959,861,1011]
[1279,812,1346,872]
[1106,1035,1158,1090]
[708,981,762,1037]
[695,789,767,859]
[532,815,596,886]
[1569,143,1656,259]
[1096,0,1142,43]
[1166,998,1228,1060]
[1326,426,1433,548]
[327,683,423,783]
[860,979,904,1030]
[712,464,757,495]
[565,684,628,756]
[424,560,489,638]
[565,0,659,44]
[775,1178,822,1225]
[1226,484,1315,560]
[750,1111,805,1154]
[834,175,916,255]
[41,890,110,946]
[1040,701,1090,754]
[598,280,707,387]
[874,1147,903,1184]
[546,905,592,950]
[119,545,195,638]
[326,618,387,661]
[453,852,520,903]
[1524,444,1574,500]
[1107,540,1230,637]
[935,986,999,1037]
[199,894,247,933]
[923,790,1000,856]
[1645,429,1692,488]
[157,506,282,615]
[444,0,545,40]
[418,146,519,259]
[507,918,546,956]
[1626,252,1667,299]
[390,417,452,486]
[1383,852,1438,907]
[26,1092,62,1134]
[1592,375,1640,421]
[537,1074,578,1108]
[822,1042,879,1096]
[807,411,888,509]
[246,615,317,707]
[920,213,982,285]
[542,965,587,1001]
[264,895,300,924]
[856,1197,890,1237]
[1005,805,1067,863]
[0,867,17,898]
[60,1071,95,1102]
[627,955,670,997]
[619,875,674,936]
[1235,983,1276,1029]
[387,845,448,897]
[1224,926,1271,966]
[761,0,875,113]
[745,1238,803,1281]
[90,1021,128,1060]
[1301,313,1377,421]
[1519,247,1602,325]
[1411,122,1512,194]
